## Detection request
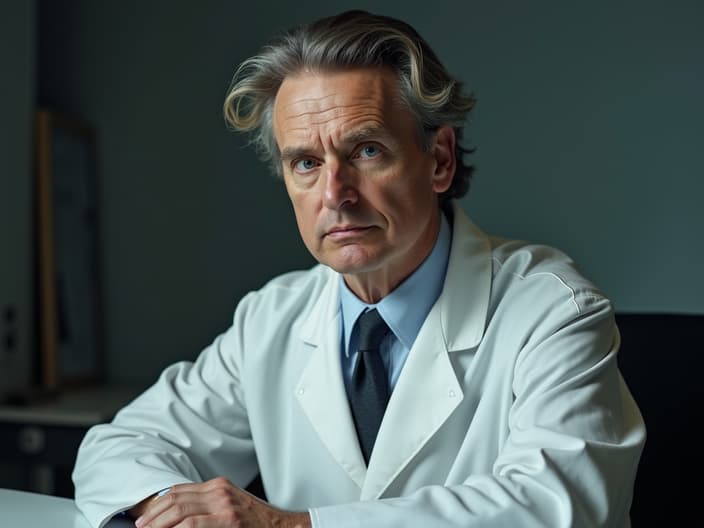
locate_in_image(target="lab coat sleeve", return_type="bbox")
[311,294,645,527]
[72,294,259,528]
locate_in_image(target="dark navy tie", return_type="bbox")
[348,308,391,464]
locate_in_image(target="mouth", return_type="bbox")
[324,225,374,239]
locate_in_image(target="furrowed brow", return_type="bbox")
[280,146,311,163]
[279,126,395,163]
[341,126,391,145]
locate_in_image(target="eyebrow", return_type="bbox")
[280,145,313,164]
[341,126,391,145]
[279,126,395,163]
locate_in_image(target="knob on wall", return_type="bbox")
[3,304,16,354]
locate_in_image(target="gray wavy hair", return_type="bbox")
[223,10,476,202]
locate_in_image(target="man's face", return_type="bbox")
[273,67,454,298]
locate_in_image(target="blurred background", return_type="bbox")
[1,0,702,498]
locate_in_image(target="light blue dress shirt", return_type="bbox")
[339,213,451,395]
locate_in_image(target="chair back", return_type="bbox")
[615,312,702,526]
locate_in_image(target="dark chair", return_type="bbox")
[615,312,702,526]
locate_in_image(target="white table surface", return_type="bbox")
[0,488,132,527]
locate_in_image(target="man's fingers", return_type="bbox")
[135,479,242,528]
[136,491,207,528]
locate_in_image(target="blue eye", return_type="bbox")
[358,145,381,159]
[294,158,319,172]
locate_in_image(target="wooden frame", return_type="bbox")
[35,110,102,390]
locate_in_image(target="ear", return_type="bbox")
[430,126,456,194]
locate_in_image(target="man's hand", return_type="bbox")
[132,477,311,528]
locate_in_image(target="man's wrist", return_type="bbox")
[284,511,312,528]
[127,487,171,518]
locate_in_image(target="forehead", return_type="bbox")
[272,68,412,150]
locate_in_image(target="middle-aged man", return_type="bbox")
[73,10,645,528]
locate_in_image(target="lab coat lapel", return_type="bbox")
[362,205,492,499]
[295,270,367,489]
[361,303,462,500]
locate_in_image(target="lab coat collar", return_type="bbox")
[440,203,492,352]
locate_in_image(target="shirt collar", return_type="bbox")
[339,212,452,355]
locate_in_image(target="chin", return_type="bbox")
[325,260,375,275]
[322,251,385,276]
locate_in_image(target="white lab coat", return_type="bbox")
[73,205,645,528]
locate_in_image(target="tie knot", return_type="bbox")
[357,309,390,352]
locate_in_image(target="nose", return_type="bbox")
[322,161,358,211]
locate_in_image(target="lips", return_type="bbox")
[325,225,373,239]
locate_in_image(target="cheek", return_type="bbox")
[379,176,434,218]
[288,193,320,246]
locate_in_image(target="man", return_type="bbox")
[73,10,645,528]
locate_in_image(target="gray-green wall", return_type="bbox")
[0,1,35,393]
[32,1,704,386]
[0,0,35,490]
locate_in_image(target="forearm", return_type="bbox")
[73,347,258,526]
[311,472,620,528]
